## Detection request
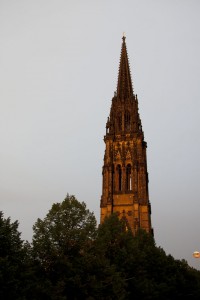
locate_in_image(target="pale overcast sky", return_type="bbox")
[0,0,200,269]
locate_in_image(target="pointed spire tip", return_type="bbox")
[117,33,133,99]
[122,32,126,42]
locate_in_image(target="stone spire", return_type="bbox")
[117,35,133,100]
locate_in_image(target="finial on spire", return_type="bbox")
[122,32,126,42]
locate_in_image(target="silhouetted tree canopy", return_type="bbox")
[1,195,200,299]
[0,211,29,299]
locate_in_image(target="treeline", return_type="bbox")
[1,194,200,299]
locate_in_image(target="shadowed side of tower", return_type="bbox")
[100,36,153,234]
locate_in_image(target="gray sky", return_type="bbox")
[1,0,200,269]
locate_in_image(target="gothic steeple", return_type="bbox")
[105,36,143,137]
[100,36,153,235]
[117,35,133,100]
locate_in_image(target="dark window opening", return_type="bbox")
[126,164,132,191]
[117,164,122,191]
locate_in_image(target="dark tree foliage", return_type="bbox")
[31,195,126,299]
[2,196,200,300]
[0,211,29,299]
[32,194,97,267]
[97,213,200,299]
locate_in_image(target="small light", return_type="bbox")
[193,251,200,258]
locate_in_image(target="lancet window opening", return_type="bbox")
[126,164,132,191]
[116,164,122,191]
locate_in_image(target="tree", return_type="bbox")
[32,195,128,299]
[96,214,200,299]
[32,194,97,264]
[32,195,98,299]
[0,211,28,299]
[96,213,134,264]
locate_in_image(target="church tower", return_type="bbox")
[100,36,152,234]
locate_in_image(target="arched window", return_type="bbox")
[116,164,122,191]
[126,164,132,191]
[125,111,131,131]
[116,112,122,132]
